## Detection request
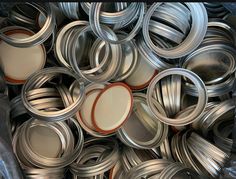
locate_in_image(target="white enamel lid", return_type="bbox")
[28,125,62,158]
[125,53,157,90]
[0,30,46,84]
[92,82,133,134]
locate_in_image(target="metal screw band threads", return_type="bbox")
[147,68,207,126]
[21,67,85,122]
[0,3,56,47]
[142,3,208,58]
[70,137,119,177]
[89,3,145,44]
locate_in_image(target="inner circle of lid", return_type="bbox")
[0,30,45,82]
[92,82,133,134]
[28,125,62,158]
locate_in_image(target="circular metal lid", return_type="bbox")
[92,82,133,134]
[0,29,46,84]
[28,125,62,158]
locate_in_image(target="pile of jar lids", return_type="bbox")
[0,2,235,178]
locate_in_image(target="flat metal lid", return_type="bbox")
[92,82,133,134]
[0,29,45,84]
[28,125,62,158]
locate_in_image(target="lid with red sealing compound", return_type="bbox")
[92,82,133,134]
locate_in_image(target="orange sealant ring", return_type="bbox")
[91,82,133,134]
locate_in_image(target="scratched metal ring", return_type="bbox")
[147,68,207,126]
[21,67,85,122]
[0,2,55,47]
[142,3,208,58]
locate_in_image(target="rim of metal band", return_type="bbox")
[70,137,119,177]
[82,3,138,25]
[54,20,89,68]
[117,93,168,149]
[16,117,84,168]
[182,42,236,85]
[89,3,145,44]
[159,162,199,179]
[0,3,55,47]
[147,68,207,126]
[69,25,122,83]
[142,3,208,58]
[184,73,235,97]
[125,159,172,178]
[21,67,85,122]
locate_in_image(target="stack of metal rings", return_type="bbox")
[182,19,236,99]
[70,138,119,178]
[0,2,235,179]
[204,3,230,18]
[13,118,84,178]
[58,2,80,20]
[213,119,233,154]
[171,131,229,177]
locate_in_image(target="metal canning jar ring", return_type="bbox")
[69,25,122,83]
[89,3,145,44]
[82,2,138,26]
[159,162,199,179]
[20,119,74,167]
[14,117,84,169]
[184,74,235,97]
[125,159,172,179]
[54,20,89,69]
[142,3,208,58]
[213,119,233,153]
[58,2,80,19]
[117,93,168,149]
[21,67,85,122]
[147,68,207,126]
[0,27,47,84]
[136,35,174,70]
[27,118,83,168]
[85,38,110,75]
[200,99,235,137]
[70,138,119,177]
[181,42,236,85]
[0,3,56,47]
